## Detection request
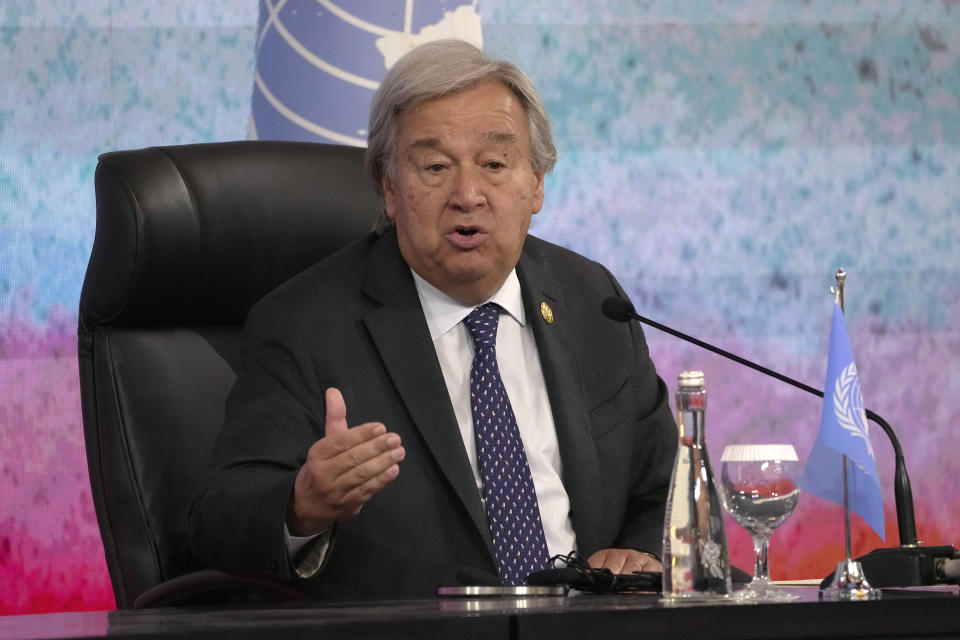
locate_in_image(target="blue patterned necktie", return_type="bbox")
[463,303,549,585]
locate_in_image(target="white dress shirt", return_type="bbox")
[412,269,577,558]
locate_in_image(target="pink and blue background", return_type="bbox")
[2,0,958,615]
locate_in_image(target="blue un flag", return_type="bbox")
[798,302,885,541]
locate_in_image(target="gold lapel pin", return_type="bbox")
[540,302,554,324]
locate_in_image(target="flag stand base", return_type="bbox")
[821,560,881,601]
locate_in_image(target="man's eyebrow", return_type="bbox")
[482,131,518,144]
[409,137,443,150]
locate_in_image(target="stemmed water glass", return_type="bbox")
[720,444,801,601]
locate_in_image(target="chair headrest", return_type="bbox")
[80,141,380,328]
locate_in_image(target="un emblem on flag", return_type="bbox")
[832,362,874,459]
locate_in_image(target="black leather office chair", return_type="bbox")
[77,141,381,608]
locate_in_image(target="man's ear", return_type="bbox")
[531,171,545,215]
[382,176,397,220]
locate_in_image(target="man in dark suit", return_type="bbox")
[190,39,676,599]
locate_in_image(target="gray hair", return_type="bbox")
[366,39,557,232]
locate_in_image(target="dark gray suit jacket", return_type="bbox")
[189,228,676,599]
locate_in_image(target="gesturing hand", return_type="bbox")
[286,388,405,536]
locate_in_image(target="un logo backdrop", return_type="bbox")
[251,0,482,144]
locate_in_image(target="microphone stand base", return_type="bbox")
[819,545,960,589]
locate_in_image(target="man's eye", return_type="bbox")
[486,161,504,170]
[426,163,445,172]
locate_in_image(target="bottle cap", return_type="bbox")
[677,370,705,387]
[720,444,799,462]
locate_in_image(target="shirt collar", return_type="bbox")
[412,269,526,342]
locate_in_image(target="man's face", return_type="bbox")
[383,80,545,305]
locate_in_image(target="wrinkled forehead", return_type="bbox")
[406,130,520,152]
[402,76,524,113]
[395,81,530,147]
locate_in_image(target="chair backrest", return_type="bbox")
[78,141,380,608]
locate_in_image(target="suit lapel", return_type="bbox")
[516,241,604,555]
[361,232,494,555]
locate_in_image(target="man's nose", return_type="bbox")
[448,166,486,212]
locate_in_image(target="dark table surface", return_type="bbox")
[2,586,958,640]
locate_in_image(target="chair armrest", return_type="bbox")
[132,569,308,608]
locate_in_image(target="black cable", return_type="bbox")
[526,552,661,593]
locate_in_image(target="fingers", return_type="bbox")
[621,553,660,573]
[337,444,404,502]
[316,430,405,494]
[291,436,404,534]
[588,549,620,573]
[587,548,661,574]
[303,426,405,498]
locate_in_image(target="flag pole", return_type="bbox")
[822,268,881,601]
[834,270,854,564]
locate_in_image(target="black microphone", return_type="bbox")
[602,295,960,587]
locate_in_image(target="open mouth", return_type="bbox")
[447,226,487,249]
